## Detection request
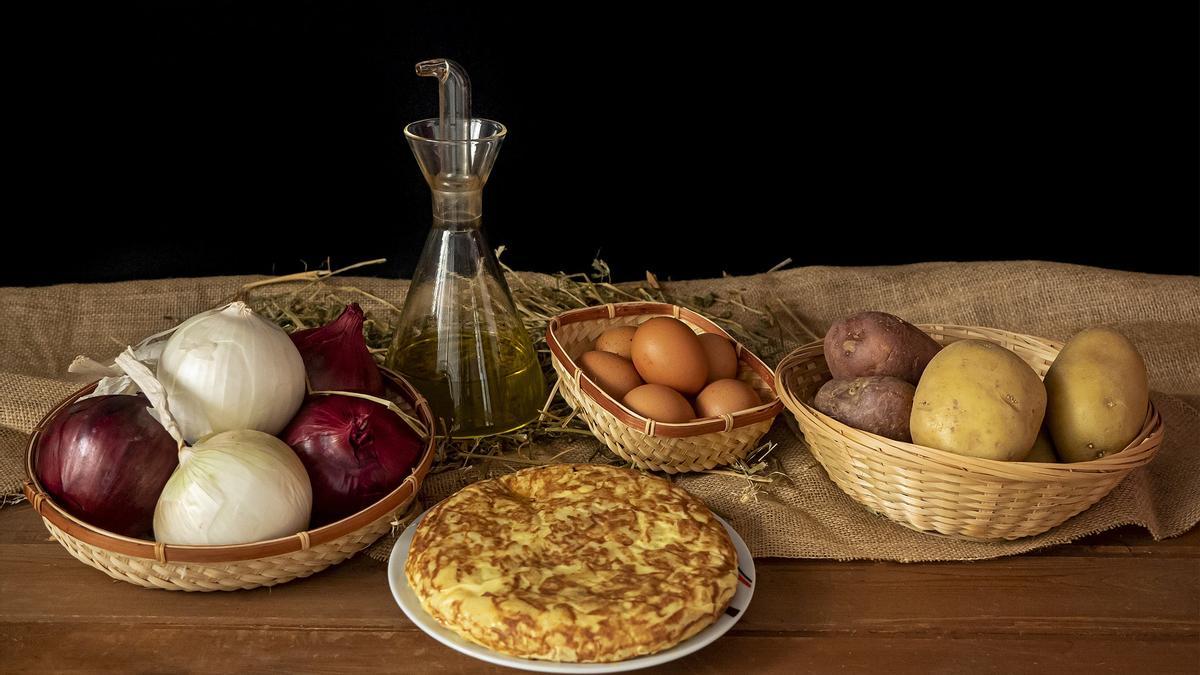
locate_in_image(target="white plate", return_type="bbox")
[388,509,755,673]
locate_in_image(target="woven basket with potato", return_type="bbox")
[776,318,1163,541]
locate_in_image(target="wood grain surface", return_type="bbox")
[1,505,1196,674]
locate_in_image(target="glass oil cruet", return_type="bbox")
[386,58,545,438]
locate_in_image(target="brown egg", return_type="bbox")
[695,379,762,418]
[577,351,643,401]
[630,317,709,396]
[623,384,696,423]
[698,333,739,382]
[594,326,638,360]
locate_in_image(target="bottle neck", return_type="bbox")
[431,189,482,229]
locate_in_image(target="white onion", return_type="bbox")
[157,301,306,443]
[153,430,313,545]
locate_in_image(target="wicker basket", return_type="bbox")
[775,324,1165,541]
[546,302,783,473]
[22,368,436,591]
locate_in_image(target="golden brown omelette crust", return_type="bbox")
[405,464,738,662]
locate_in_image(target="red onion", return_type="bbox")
[281,395,422,526]
[35,395,179,538]
[289,303,384,397]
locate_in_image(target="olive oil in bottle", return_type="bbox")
[387,59,545,437]
[388,330,544,438]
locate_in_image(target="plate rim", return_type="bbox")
[387,508,755,673]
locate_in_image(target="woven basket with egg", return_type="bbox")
[547,302,782,473]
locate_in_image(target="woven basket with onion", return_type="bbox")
[24,370,434,591]
[547,302,783,473]
[775,323,1164,541]
[23,302,436,591]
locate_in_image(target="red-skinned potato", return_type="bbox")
[823,311,941,385]
[813,376,915,442]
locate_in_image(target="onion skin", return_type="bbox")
[35,395,178,539]
[153,430,313,546]
[282,395,422,526]
[289,304,384,397]
[158,302,306,442]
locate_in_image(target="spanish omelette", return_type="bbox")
[404,464,738,662]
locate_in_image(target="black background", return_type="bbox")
[10,2,1199,286]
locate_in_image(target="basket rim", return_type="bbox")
[23,366,437,564]
[546,301,783,439]
[774,323,1165,480]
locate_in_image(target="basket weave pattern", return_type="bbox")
[40,500,419,591]
[24,369,436,591]
[548,303,782,474]
[775,324,1164,541]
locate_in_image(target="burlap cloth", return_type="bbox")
[2,261,1197,562]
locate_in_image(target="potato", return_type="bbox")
[1043,327,1149,463]
[1024,426,1058,463]
[824,311,942,385]
[813,376,915,442]
[910,340,1046,461]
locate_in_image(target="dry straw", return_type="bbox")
[22,370,436,591]
[241,255,797,479]
[21,256,799,590]
[547,302,784,473]
[775,324,1165,541]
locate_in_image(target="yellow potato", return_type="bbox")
[1043,327,1149,463]
[1024,426,1058,463]
[910,340,1046,461]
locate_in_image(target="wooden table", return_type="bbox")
[2,505,1196,674]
